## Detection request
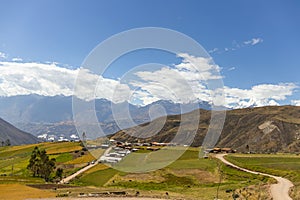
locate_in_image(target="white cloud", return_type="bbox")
[12,57,23,62]
[291,100,300,106]
[0,52,7,59]
[0,53,297,109]
[129,53,222,105]
[222,83,297,108]
[228,67,235,71]
[176,53,221,74]
[208,48,218,54]
[213,37,264,54]
[244,38,263,46]
[0,61,130,103]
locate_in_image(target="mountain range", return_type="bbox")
[1,94,300,153]
[0,95,211,139]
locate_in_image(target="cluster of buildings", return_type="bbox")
[37,133,80,142]
[97,140,178,164]
[114,141,176,148]
[99,146,131,164]
[205,147,236,154]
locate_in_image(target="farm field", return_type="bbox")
[0,184,55,200]
[226,154,300,200]
[1,142,298,200]
[72,148,272,200]
[0,142,95,184]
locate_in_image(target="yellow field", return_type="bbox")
[65,152,95,164]
[43,142,82,154]
[0,184,55,200]
[0,144,37,153]
[84,163,109,174]
[0,158,29,175]
[89,148,105,158]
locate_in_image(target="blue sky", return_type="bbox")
[0,0,300,108]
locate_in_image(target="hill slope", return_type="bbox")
[111,106,300,153]
[0,118,38,145]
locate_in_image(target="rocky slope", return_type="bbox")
[0,118,38,146]
[111,106,300,153]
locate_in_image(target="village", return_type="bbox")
[86,139,236,164]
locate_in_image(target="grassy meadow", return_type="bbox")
[226,154,300,200]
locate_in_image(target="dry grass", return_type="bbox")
[83,163,109,174]
[117,171,165,183]
[89,148,105,158]
[0,184,55,200]
[171,168,218,183]
[65,152,95,164]
[0,144,37,153]
[44,142,82,154]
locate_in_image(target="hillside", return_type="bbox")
[0,118,38,145]
[111,106,300,153]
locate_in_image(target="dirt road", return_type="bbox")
[215,154,294,200]
[59,162,97,184]
[59,147,112,184]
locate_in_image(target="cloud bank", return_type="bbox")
[291,100,300,106]
[0,53,297,108]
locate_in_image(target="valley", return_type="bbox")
[1,141,299,199]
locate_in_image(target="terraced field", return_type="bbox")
[0,142,95,183]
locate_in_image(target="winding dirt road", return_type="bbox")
[215,154,294,200]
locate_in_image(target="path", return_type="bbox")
[59,147,112,184]
[215,154,294,200]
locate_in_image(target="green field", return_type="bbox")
[73,148,272,200]
[226,154,300,199]
[0,142,94,183]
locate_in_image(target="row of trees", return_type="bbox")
[27,146,63,182]
[1,139,11,146]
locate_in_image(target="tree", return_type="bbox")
[27,147,56,181]
[1,141,4,147]
[5,139,11,146]
[39,149,56,181]
[55,168,64,180]
[27,146,40,177]
[246,144,250,153]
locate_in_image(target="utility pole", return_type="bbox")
[82,132,87,146]
[215,161,222,199]
[11,164,14,176]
